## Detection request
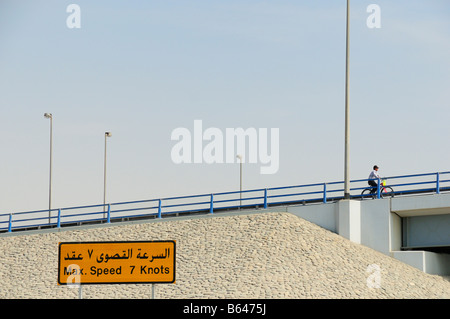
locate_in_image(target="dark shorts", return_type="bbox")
[368,180,377,188]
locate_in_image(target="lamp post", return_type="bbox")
[236,154,243,209]
[344,0,351,199]
[44,113,53,224]
[103,132,112,216]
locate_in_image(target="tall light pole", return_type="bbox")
[344,0,351,199]
[236,154,243,209]
[103,131,112,216]
[44,113,53,224]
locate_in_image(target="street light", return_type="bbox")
[44,113,53,224]
[103,131,112,217]
[236,154,243,209]
[344,0,351,199]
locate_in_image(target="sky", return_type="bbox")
[1,0,449,214]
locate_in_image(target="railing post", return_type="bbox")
[210,194,214,214]
[57,209,61,228]
[377,178,381,199]
[8,213,13,232]
[264,189,268,209]
[323,183,327,203]
[436,172,440,194]
[158,199,162,219]
[106,204,111,223]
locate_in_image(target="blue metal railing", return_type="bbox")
[1,171,449,233]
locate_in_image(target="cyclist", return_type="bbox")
[368,165,381,194]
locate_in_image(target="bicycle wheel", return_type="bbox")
[361,188,375,200]
[381,186,394,198]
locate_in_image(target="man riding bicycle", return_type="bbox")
[368,165,381,194]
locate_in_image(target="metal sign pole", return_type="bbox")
[79,285,83,299]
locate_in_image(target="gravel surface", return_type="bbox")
[0,212,448,299]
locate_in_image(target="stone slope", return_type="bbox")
[0,212,448,299]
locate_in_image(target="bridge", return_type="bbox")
[1,171,449,276]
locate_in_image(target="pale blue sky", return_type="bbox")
[1,0,450,213]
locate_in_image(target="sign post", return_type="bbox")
[58,241,176,297]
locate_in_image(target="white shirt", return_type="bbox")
[368,170,380,180]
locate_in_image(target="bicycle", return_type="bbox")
[361,179,394,199]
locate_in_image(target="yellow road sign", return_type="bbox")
[58,241,176,285]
